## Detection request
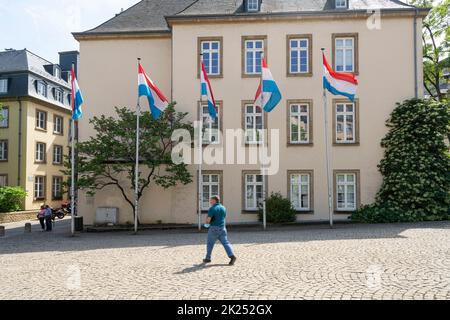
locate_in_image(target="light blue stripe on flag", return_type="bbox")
[262,80,282,113]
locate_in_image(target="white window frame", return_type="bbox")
[34,176,45,199]
[289,38,309,74]
[335,0,347,9]
[54,116,63,134]
[201,104,220,144]
[36,142,46,163]
[0,140,8,161]
[201,40,221,76]
[53,145,63,164]
[0,79,8,93]
[244,103,263,145]
[54,89,63,103]
[245,39,264,75]
[336,173,357,211]
[290,103,310,144]
[201,174,220,211]
[0,106,9,128]
[247,0,259,11]
[0,175,7,187]
[335,103,355,143]
[37,81,47,97]
[36,110,47,130]
[54,67,61,79]
[244,173,264,211]
[335,37,354,72]
[52,176,63,200]
[290,173,311,211]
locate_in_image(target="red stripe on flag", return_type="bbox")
[140,63,169,102]
[201,62,218,113]
[323,53,358,85]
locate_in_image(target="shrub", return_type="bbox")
[0,187,27,213]
[259,192,297,223]
[351,98,450,223]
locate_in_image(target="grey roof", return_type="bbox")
[74,0,422,37]
[78,0,196,35]
[177,0,416,16]
[0,49,70,88]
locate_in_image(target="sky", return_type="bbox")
[0,0,138,62]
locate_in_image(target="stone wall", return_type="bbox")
[0,211,38,224]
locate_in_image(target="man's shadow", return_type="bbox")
[175,263,230,275]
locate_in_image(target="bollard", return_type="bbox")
[25,223,32,233]
[0,226,5,237]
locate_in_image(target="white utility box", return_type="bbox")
[96,207,119,225]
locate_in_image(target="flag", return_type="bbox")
[71,67,84,121]
[200,61,218,120]
[254,58,282,113]
[138,63,169,119]
[323,53,358,101]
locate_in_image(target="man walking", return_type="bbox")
[203,196,237,266]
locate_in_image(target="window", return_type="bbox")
[288,35,312,75]
[35,142,46,163]
[335,0,347,8]
[289,101,311,144]
[244,103,264,145]
[54,67,61,79]
[34,176,45,200]
[200,39,222,77]
[243,37,265,76]
[53,145,63,165]
[201,173,221,211]
[247,0,259,11]
[244,173,264,211]
[289,172,313,212]
[0,175,7,187]
[0,106,9,128]
[37,81,47,97]
[0,140,8,161]
[36,110,47,130]
[0,79,8,93]
[334,101,359,144]
[54,115,63,135]
[335,172,359,212]
[52,176,63,200]
[54,89,63,103]
[201,103,221,144]
[333,34,358,73]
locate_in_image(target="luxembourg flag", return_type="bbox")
[138,63,169,120]
[71,67,84,121]
[254,59,282,113]
[201,62,218,120]
[323,53,358,101]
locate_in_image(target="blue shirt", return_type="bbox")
[208,203,227,228]
[44,208,52,217]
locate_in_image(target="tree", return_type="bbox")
[413,0,449,101]
[352,99,450,223]
[64,104,193,224]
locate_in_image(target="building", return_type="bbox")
[73,0,428,226]
[0,49,79,210]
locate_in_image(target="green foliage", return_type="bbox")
[0,187,27,213]
[352,99,450,223]
[63,103,193,221]
[259,192,297,223]
[412,0,449,101]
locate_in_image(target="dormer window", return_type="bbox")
[37,81,48,97]
[336,0,348,9]
[247,0,259,12]
[54,66,61,79]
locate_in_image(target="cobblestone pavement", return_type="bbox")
[1,221,450,300]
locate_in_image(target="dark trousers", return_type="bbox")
[39,217,46,230]
[45,217,52,231]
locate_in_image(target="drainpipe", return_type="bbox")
[414,9,419,98]
[17,98,23,186]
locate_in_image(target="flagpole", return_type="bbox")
[260,55,267,231]
[198,54,204,232]
[321,48,334,229]
[134,58,141,235]
[70,63,76,237]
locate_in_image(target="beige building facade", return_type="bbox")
[74,0,427,226]
[0,50,76,210]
